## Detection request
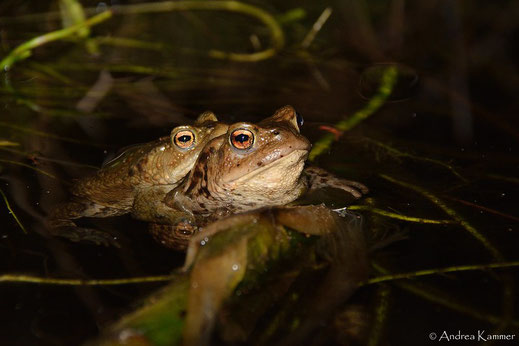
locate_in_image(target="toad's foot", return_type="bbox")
[304,166,368,198]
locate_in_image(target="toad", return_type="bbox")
[47,111,228,245]
[148,105,368,249]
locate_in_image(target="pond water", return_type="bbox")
[0,1,518,345]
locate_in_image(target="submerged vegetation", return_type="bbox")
[0,0,517,345]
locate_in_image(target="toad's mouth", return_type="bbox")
[228,149,308,184]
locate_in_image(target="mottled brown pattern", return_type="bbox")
[47,112,229,246]
[48,106,368,250]
[151,106,368,249]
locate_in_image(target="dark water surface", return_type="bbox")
[0,1,518,345]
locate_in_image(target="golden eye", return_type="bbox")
[173,130,195,149]
[230,129,254,150]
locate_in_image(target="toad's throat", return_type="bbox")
[227,149,308,184]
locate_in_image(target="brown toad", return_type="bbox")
[149,105,368,249]
[47,111,228,245]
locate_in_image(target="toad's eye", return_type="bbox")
[230,129,254,150]
[173,130,195,149]
[295,111,304,129]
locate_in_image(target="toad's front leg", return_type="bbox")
[303,166,368,198]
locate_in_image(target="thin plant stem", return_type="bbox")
[362,136,467,182]
[0,159,56,179]
[442,195,519,223]
[1,1,285,69]
[0,121,104,147]
[0,273,175,285]
[0,147,98,170]
[0,10,112,71]
[94,36,166,50]
[487,174,519,185]
[348,205,456,224]
[0,187,27,234]
[379,174,503,261]
[367,284,391,346]
[378,174,515,332]
[301,7,332,48]
[371,262,519,328]
[0,140,19,147]
[106,1,285,62]
[365,261,519,285]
